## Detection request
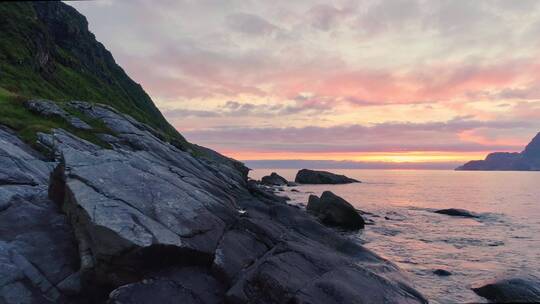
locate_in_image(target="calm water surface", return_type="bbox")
[249,169,540,304]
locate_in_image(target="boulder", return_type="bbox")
[433,269,452,276]
[472,275,540,303]
[434,208,478,218]
[307,191,365,230]
[295,169,360,184]
[260,172,288,186]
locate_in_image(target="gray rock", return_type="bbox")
[472,275,540,303]
[1,100,427,303]
[295,169,360,184]
[260,172,288,186]
[24,99,92,130]
[48,134,238,286]
[0,126,80,303]
[307,191,365,230]
[227,237,426,304]
[434,208,478,218]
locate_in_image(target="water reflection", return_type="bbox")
[250,169,540,304]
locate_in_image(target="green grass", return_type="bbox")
[0,2,187,146]
[0,87,112,149]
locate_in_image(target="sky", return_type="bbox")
[69,0,540,168]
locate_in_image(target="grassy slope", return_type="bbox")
[0,2,246,173]
[0,2,185,144]
[0,87,112,149]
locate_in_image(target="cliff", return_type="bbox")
[456,132,540,171]
[0,2,179,141]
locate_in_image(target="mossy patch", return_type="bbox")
[0,87,111,148]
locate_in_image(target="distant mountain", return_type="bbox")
[456,132,540,171]
[0,2,181,141]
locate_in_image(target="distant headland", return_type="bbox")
[456,132,540,171]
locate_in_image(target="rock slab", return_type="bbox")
[472,275,540,303]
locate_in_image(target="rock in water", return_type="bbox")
[295,169,360,184]
[260,172,289,186]
[472,275,540,303]
[434,208,478,218]
[307,191,365,230]
[433,269,452,276]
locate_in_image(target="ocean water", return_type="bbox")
[249,169,540,304]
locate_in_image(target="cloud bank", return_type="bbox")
[69,0,540,165]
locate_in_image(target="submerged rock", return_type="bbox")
[260,172,289,186]
[295,169,360,184]
[472,275,540,303]
[307,191,365,230]
[434,208,478,218]
[433,269,452,276]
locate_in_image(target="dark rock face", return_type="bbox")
[457,132,540,171]
[295,169,360,184]
[433,269,452,276]
[0,100,427,303]
[108,267,225,304]
[434,208,478,218]
[307,191,365,230]
[260,172,289,186]
[472,275,540,303]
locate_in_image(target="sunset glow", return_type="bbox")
[222,151,488,163]
[70,1,540,167]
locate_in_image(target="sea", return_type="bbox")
[249,169,540,304]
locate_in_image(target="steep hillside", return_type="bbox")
[0,2,180,141]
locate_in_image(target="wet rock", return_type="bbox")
[434,208,478,218]
[472,275,540,303]
[260,172,289,186]
[307,191,365,230]
[295,169,360,184]
[433,269,452,276]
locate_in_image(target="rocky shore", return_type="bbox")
[0,100,427,303]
